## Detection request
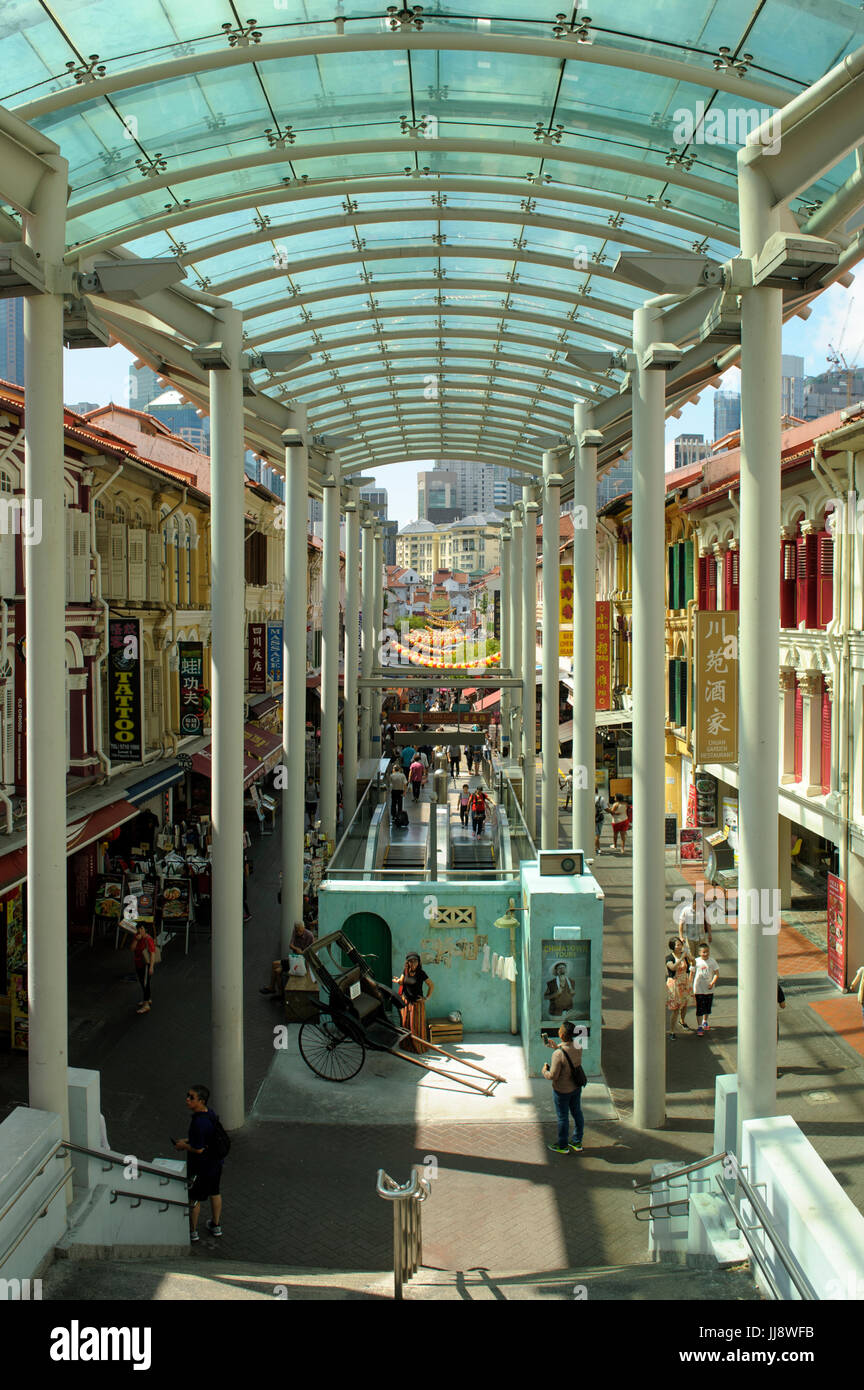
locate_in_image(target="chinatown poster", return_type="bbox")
[108,618,143,762]
[595,600,612,711]
[559,564,574,657]
[178,641,204,736]
[694,612,738,764]
[248,622,266,693]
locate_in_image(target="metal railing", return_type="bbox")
[376,1167,431,1300]
[58,1142,187,1187]
[497,767,536,865]
[0,1144,75,1273]
[632,1151,818,1300]
[326,777,383,877]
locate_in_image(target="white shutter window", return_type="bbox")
[69,511,90,603]
[110,522,128,600]
[145,661,162,746]
[65,506,73,603]
[128,527,147,601]
[0,516,16,599]
[2,663,13,785]
[148,532,162,602]
[95,518,112,595]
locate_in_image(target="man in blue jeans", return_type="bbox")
[542,1021,585,1154]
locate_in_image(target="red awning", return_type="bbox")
[474,690,501,711]
[191,724,283,787]
[0,797,141,895]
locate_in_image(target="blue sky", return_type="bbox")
[63,280,861,528]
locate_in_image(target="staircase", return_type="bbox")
[41,1256,759,1302]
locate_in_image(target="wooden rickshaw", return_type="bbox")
[297,930,505,1096]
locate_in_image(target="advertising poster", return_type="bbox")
[595,600,612,711]
[827,874,846,990]
[178,641,204,736]
[161,877,191,924]
[267,623,283,683]
[680,827,702,862]
[93,874,124,923]
[694,612,738,764]
[248,623,266,693]
[559,628,574,658]
[541,939,591,1023]
[721,795,739,866]
[493,589,500,641]
[108,618,143,762]
[10,971,28,1051]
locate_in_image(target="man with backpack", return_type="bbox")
[175,1084,229,1241]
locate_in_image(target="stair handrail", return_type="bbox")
[632,1152,727,1194]
[57,1141,187,1185]
[377,1167,431,1300]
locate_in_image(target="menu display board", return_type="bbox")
[161,877,191,924]
[827,873,846,990]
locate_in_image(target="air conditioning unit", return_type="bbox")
[538,850,584,876]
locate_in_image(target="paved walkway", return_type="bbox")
[2,795,862,1278]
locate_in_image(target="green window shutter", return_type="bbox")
[682,540,694,607]
[668,660,677,724]
[668,546,677,610]
[677,661,688,727]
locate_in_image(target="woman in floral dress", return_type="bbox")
[665,937,693,1039]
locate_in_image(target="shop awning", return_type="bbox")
[124,765,184,805]
[191,724,284,787]
[247,693,280,720]
[474,690,501,712]
[558,710,633,744]
[0,797,141,895]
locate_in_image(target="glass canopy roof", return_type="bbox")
[2,1,862,471]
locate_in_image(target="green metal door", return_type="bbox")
[340,912,392,984]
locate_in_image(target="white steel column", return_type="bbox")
[499,525,511,747]
[509,504,523,761]
[210,307,245,1130]
[371,527,383,757]
[737,154,782,1140]
[541,451,562,848]
[632,302,667,1131]
[359,513,373,759]
[573,403,599,861]
[319,474,340,842]
[25,153,69,1129]
[522,486,539,841]
[281,427,309,954]
[342,487,360,823]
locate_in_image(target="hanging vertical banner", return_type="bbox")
[559,565,573,624]
[13,605,25,790]
[248,622,266,693]
[267,622,283,682]
[694,612,738,763]
[108,618,142,762]
[178,641,204,736]
[595,600,612,711]
[559,629,574,658]
[827,873,846,990]
[493,590,500,641]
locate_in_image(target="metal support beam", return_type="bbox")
[209,305,246,1130]
[541,451,561,848]
[371,527,384,758]
[319,474,340,842]
[25,151,70,1135]
[522,487,539,843]
[572,405,599,864]
[631,301,668,1132]
[281,427,309,954]
[736,156,782,1145]
[342,487,360,823]
[500,525,511,750]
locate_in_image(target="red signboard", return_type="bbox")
[595,600,611,711]
[827,873,846,990]
[248,623,266,693]
[14,604,25,790]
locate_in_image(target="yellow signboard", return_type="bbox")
[694,612,738,764]
[559,628,574,657]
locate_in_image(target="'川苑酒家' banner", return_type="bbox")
[108,618,143,762]
[248,623,266,693]
[595,600,611,711]
[694,612,738,764]
[178,642,204,736]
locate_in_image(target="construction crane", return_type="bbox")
[826,296,862,408]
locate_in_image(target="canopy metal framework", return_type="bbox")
[2,2,864,1143]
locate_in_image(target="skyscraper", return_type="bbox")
[127,362,163,412]
[713,390,741,441]
[0,298,24,387]
[781,354,805,419]
[597,451,633,507]
[666,434,712,471]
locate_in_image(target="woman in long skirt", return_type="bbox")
[393,953,434,1053]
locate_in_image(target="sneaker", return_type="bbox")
[668,1033,677,1041]
[703,1023,711,1032]
[259,986,276,995]
[190,1230,200,1243]
[697,1026,704,1035]
[569,1141,583,1152]
[547,1143,569,1154]
[206,1221,222,1237]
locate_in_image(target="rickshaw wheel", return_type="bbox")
[298,1018,366,1082]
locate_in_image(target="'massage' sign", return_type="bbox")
[108,619,142,762]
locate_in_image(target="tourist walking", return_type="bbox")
[449,746,460,780]
[470,787,490,837]
[542,1021,586,1154]
[690,942,720,1035]
[130,920,157,1015]
[609,795,628,853]
[458,783,471,827]
[665,938,693,1039]
[594,791,606,854]
[175,1084,227,1241]
[389,761,407,820]
[560,769,573,809]
[408,755,425,801]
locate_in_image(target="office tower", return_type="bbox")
[127,362,163,411]
[597,451,634,507]
[781,354,805,419]
[666,433,712,471]
[713,390,741,441]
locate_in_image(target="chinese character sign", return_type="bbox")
[108,618,142,762]
[827,874,846,990]
[267,623,283,682]
[248,623,266,693]
[559,565,573,624]
[694,612,738,764]
[559,628,574,658]
[595,600,611,712]
[178,641,204,736]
